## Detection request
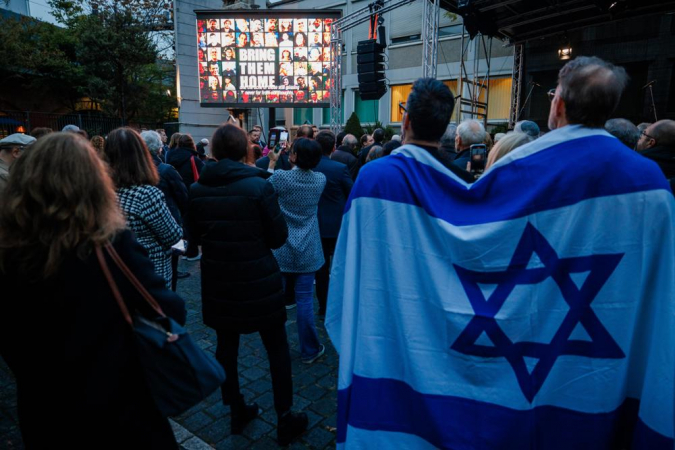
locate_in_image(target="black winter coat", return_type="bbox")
[166,146,205,191]
[0,230,186,449]
[187,159,289,333]
[153,153,189,225]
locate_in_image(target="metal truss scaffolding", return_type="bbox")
[456,30,492,127]
[422,0,441,79]
[330,0,436,134]
[508,44,524,129]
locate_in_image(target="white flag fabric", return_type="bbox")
[326,125,675,449]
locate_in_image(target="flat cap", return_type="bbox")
[0,133,37,148]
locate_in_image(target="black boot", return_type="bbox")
[277,411,308,446]
[231,401,260,435]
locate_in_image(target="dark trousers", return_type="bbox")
[282,272,296,307]
[215,323,293,416]
[170,252,179,292]
[316,237,337,314]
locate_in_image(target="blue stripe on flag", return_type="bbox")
[337,375,673,449]
[346,135,670,226]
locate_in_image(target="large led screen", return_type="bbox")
[195,10,341,107]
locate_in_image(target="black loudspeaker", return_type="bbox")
[357,39,386,100]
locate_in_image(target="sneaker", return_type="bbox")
[185,254,201,261]
[301,344,325,364]
[176,271,190,279]
[231,402,260,435]
[277,411,308,446]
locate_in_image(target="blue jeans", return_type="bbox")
[283,273,322,360]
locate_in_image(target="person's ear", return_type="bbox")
[11,147,21,160]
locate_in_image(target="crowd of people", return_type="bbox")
[0,54,673,448]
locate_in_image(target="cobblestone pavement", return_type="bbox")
[0,258,339,449]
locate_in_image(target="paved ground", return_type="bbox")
[0,258,339,449]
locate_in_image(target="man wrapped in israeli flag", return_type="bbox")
[326,57,675,449]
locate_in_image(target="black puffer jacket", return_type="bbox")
[187,159,288,333]
[166,146,205,191]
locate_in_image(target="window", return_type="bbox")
[475,77,512,121]
[293,108,313,125]
[390,80,458,123]
[438,24,464,38]
[354,91,378,123]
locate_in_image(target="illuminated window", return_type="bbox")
[390,80,458,123]
[475,77,512,121]
[354,91,378,123]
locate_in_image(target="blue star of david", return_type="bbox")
[451,223,625,402]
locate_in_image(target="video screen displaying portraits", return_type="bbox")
[196,11,340,107]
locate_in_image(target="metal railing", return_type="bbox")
[0,110,162,139]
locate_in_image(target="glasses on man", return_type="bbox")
[398,102,408,114]
[547,89,557,102]
[640,130,656,143]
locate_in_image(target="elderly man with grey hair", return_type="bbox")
[453,119,487,169]
[141,130,190,289]
[439,124,458,159]
[331,133,359,180]
[605,118,639,150]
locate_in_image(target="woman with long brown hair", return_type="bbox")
[0,132,186,448]
[104,128,183,288]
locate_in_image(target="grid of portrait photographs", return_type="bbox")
[197,16,336,105]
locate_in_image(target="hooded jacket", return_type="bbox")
[166,146,205,191]
[187,159,288,333]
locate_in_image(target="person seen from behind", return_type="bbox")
[186,124,308,444]
[0,132,186,449]
[104,128,183,289]
[267,137,327,363]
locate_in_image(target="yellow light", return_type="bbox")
[558,47,572,60]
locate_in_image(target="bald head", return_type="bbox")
[342,134,357,150]
[556,56,628,128]
[648,120,675,147]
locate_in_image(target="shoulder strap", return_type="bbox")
[96,244,167,323]
[191,156,200,182]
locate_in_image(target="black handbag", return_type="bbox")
[96,243,225,417]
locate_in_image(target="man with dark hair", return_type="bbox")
[636,119,675,186]
[605,118,640,150]
[439,124,457,158]
[336,131,347,148]
[331,133,358,180]
[312,131,353,317]
[326,66,675,448]
[357,128,385,172]
[248,128,262,146]
[296,124,314,139]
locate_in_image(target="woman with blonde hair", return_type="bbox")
[485,132,535,169]
[0,132,186,448]
[104,127,183,287]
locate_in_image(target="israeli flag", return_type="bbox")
[326,125,675,449]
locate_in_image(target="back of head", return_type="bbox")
[382,140,402,156]
[31,127,53,140]
[440,124,457,149]
[487,132,535,168]
[342,134,357,151]
[293,137,322,170]
[315,130,336,156]
[457,119,487,148]
[604,118,639,149]
[360,134,370,147]
[637,122,651,133]
[297,124,314,139]
[61,124,80,133]
[406,78,455,142]
[649,120,675,148]
[366,145,384,163]
[514,120,540,138]
[140,130,163,155]
[0,132,125,278]
[391,134,401,142]
[558,56,628,128]
[104,127,159,188]
[178,134,196,150]
[372,128,385,144]
[169,132,183,149]
[211,123,249,161]
[90,135,106,157]
[336,131,347,147]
